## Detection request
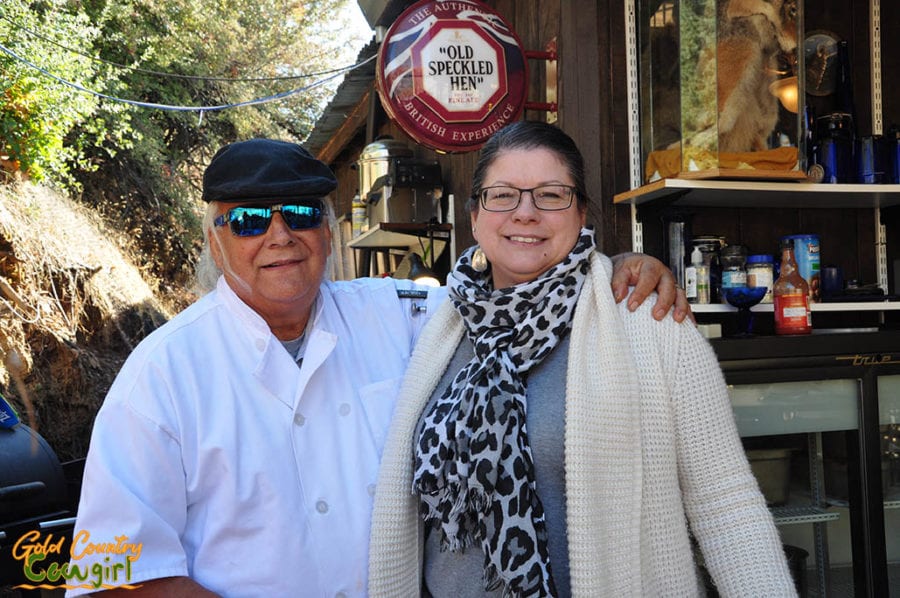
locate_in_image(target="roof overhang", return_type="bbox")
[357,0,413,29]
[304,40,378,163]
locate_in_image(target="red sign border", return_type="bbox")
[376,0,528,153]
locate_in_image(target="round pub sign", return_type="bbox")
[376,0,528,153]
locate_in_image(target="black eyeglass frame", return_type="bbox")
[213,200,325,237]
[477,185,578,212]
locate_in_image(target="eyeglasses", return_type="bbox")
[478,185,577,212]
[214,200,324,237]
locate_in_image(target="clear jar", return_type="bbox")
[720,244,747,302]
[746,254,775,303]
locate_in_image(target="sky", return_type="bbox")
[337,1,375,67]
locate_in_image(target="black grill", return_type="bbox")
[0,422,83,595]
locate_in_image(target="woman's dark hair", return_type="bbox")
[467,120,589,212]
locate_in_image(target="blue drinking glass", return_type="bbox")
[724,286,768,337]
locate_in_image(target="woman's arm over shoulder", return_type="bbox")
[609,252,693,323]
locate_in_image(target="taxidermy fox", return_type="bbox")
[715,0,798,152]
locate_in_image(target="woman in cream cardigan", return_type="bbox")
[368,121,796,597]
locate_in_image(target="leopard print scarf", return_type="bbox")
[413,228,595,597]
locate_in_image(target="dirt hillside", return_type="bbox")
[0,181,175,461]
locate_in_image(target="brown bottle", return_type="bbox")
[774,239,812,335]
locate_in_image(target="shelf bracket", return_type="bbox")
[630,204,643,253]
[871,0,883,136]
[876,208,888,296]
[624,0,642,192]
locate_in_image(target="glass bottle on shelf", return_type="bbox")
[351,190,367,238]
[720,244,747,303]
[835,40,857,140]
[746,254,775,304]
[774,239,812,335]
[692,236,724,303]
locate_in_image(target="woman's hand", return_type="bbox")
[610,252,693,323]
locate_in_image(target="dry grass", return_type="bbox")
[0,182,173,461]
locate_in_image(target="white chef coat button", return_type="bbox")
[293,413,305,426]
[316,499,329,514]
[339,403,351,416]
[254,338,266,352]
[367,483,376,497]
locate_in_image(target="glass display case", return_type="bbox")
[713,331,900,597]
[635,0,805,183]
[878,376,900,597]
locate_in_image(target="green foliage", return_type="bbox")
[0,0,126,184]
[678,0,717,147]
[2,0,368,290]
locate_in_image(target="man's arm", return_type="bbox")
[610,252,692,323]
[91,576,219,597]
[68,398,192,598]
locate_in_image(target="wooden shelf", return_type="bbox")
[693,301,900,314]
[614,179,900,209]
[347,222,450,251]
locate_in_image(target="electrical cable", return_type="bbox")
[0,40,376,113]
[0,11,370,83]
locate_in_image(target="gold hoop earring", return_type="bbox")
[471,247,488,272]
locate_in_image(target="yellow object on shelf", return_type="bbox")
[645,146,801,182]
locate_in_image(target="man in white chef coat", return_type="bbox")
[66,138,686,597]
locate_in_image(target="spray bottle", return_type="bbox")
[686,246,710,304]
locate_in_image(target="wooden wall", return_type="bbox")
[485,0,635,254]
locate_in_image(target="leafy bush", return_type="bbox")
[3,0,367,290]
[1,0,127,185]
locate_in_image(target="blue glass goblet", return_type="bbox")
[723,286,768,337]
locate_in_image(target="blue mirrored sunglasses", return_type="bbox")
[214,201,324,237]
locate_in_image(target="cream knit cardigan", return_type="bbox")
[369,253,796,597]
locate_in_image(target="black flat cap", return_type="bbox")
[202,138,337,203]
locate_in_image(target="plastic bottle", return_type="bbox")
[782,234,821,302]
[774,239,812,335]
[685,246,709,304]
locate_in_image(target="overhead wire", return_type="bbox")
[0,40,376,113]
[0,11,369,83]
